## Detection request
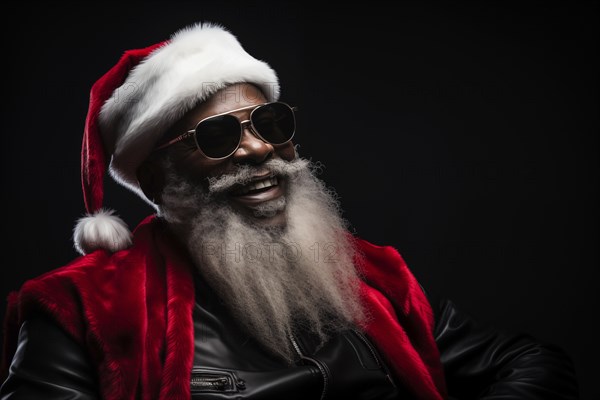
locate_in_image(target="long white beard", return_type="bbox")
[160,157,365,363]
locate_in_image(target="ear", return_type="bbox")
[137,156,166,206]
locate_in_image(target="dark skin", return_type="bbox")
[137,83,296,227]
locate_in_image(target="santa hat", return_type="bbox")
[73,22,280,255]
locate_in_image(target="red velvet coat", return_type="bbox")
[1,216,447,399]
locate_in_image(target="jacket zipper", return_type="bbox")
[289,333,329,400]
[190,368,246,392]
[351,328,397,388]
[190,375,230,391]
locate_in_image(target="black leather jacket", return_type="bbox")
[0,286,579,399]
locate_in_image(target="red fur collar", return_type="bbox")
[2,216,446,399]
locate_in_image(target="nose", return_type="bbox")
[231,121,273,164]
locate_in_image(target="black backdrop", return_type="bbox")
[1,2,598,399]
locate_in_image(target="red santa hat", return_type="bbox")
[73,22,280,255]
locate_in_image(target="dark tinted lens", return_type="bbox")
[251,102,295,144]
[195,115,241,158]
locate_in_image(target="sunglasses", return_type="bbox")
[154,101,297,159]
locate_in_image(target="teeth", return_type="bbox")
[236,176,278,195]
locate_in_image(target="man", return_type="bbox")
[0,22,578,400]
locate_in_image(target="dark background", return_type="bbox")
[1,2,598,398]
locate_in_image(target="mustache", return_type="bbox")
[207,158,310,194]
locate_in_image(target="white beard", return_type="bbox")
[159,157,365,363]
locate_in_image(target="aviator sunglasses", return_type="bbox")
[154,101,297,159]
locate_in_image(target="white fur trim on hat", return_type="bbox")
[98,22,280,204]
[73,209,133,255]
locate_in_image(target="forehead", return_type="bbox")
[196,83,268,119]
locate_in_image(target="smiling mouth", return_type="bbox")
[227,173,287,223]
[230,175,279,196]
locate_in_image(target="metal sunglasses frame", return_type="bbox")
[154,101,297,160]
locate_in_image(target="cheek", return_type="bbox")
[173,153,233,183]
[276,142,297,161]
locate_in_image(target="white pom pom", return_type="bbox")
[73,209,133,255]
